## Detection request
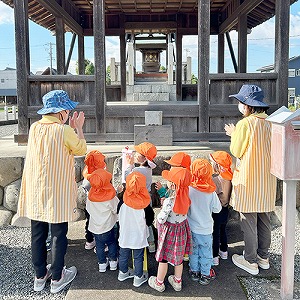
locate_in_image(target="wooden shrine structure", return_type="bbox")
[1,0,297,143]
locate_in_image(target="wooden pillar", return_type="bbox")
[14,0,29,137]
[275,0,290,107]
[55,17,65,74]
[238,14,247,73]
[93,0,106,133]
[198,0,210,133]
[218,33,224,73]
[78,34,85,75]
[120,26,126,101]
[176,32,182,101]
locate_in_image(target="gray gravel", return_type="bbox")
[1,222,300,299]
[0,226,66,299]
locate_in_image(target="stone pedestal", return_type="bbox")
[134,124,173,146]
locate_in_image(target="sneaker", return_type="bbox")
[148,276,165,292]
[212,256,219,266]
[168,275,182,291]
[232,254,259,275]
[189,270,200,282]
[85,239,96,250]
[199,269,216,286]
[118,268,134,281]
[133,272,148,287]
[34,264,52,292]
[99,258,109,273]
[183,254,189,262]
[257,255,270,270]
[148,242,156,253]
[109,259,118,271]
[219,250,228,260]
[50,266,77,294]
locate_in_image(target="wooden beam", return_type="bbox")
[218,33,224,73]
[65,33,76,73]
[238,14,247,73]
[78,34,85,75]
[14,0,29,137]
[219,0,264,34]
[275,0,290,107]
[55,17,65,75]
[94,0,106,134]
[35,0,83,35]
[120,15,126,101]
[198,0,210,132]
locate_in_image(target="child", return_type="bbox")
[125,142,157,253]
[187,159,222,285]
[17,90,87,293]
[148,167,192,292]
[155,152,191,203]
[82,150,107,250]
[209,151,233,266]
[86,168,119,272]
[118,172,153,287]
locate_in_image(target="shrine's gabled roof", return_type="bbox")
[0,0,297,36]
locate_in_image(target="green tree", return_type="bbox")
[76,59,95,75]
[106,65,111,85]
[191,74,198,84]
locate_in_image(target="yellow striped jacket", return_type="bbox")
[18,120,86,223]
[230,113,277,213]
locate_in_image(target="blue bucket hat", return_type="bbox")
[37,90,79,115]
[229,84,269,108]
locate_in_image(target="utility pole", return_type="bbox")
[45,42,55,74]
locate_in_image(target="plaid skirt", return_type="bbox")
[155,219,192,266]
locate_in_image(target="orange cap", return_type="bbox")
[83,150,106,179]
[164,152,191,169]
[210,151,233,180]
[134,142,157,162]
[190,159,216,193]
[87,169,116,202]
[123,172,151,209]
[162,167,192,215]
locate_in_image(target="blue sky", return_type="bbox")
[1,1,300,75]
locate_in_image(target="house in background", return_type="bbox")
[0,67,17,104]
[257,55,300,105]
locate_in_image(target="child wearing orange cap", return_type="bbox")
[118,172,154,287]
[85,168,119,273]
[148,167,192,292]
[155,152,191,204]
[210,151,233,266]
[187,159,222,285]
[82,150,107,250]
[125,142,157,253]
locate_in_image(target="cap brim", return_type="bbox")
[220,169,233,180]
[37,100,79,115]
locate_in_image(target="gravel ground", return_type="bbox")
[1,222,300,299]
[0,226,66,300]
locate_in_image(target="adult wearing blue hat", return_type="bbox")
[18,90,87,293]
[224,84,276,275]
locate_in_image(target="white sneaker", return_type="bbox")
[168,275,182,292]
[85,239,96,250]
[257,255,270,270]
[50,266,77,294]
[133,272,148,287]
[219,250,228,260]
[232,254,259,275]
[99,258,109,273]
[34,264,52,292]
[212,256,219,266]
[148,276,165,292]
[118,268,134,281]
[109,259,118,271]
